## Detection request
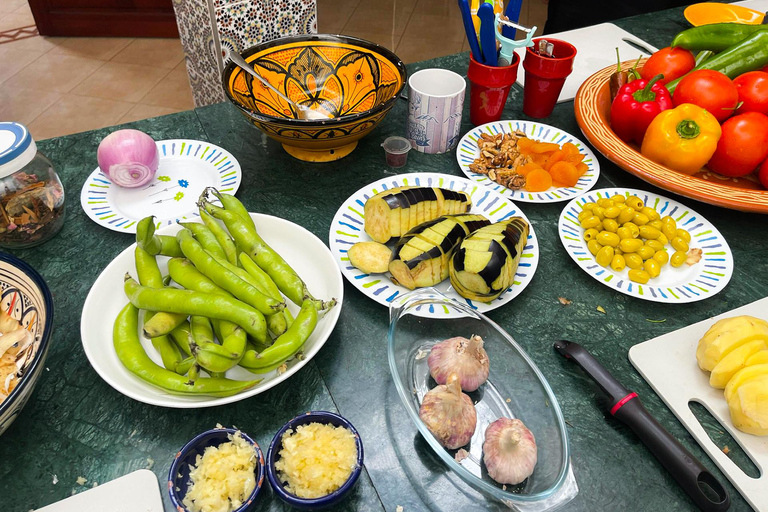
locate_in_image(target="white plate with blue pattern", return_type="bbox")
[329,173,539,317]
[558,188,734,303]
[456,120,600,203]
[80,139,242,233]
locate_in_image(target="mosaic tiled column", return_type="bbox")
[172,0,317,107]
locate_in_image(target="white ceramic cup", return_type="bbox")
[406,69,467,154]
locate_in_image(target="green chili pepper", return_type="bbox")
[136,216,183,257]
[207,187,256,231]
[123,274,267,342]
[113,303,261,396]
[200,208,239,266]
[695,50,715,66]
[672,23,768,52]
[239,300,317,373]
[667,31,768,92]
[180,221,227,262]
[176,229,284,315]
[134,247,185,373]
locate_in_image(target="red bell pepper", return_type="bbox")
[610,74,674,145]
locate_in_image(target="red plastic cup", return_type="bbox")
[467,53,520,126]
[522,38,577,119]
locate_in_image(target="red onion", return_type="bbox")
[97,129,159,188]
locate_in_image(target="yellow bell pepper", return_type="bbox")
[640,103,722,175]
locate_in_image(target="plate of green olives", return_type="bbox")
[558,188,734,303]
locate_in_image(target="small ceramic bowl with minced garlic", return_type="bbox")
[168,427,265,512]
[266,411,364,511]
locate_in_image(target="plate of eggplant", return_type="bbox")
[329,173,539,317]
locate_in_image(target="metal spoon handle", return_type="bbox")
[223,48,294,106]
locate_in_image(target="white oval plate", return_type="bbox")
[558,188,734,303]
[80,139,242,233]
[456,120,600,203]
[329,173,539,317]
[81,213,343,408]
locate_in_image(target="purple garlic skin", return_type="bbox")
[419,374,477,449]
[483,418,537,485]
[428,335,489,392]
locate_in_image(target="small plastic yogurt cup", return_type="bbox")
[381,136,412,168]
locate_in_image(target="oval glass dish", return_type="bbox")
[388,288,576,508]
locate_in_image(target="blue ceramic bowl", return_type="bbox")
[168,428,265,512]
[0,252,54,437]
[266,411,364,511]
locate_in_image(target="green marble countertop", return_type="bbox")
[3,6,766,512]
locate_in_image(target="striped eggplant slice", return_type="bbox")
[389,214,491,290]
[449,217,530,302]
[364,186,472,243]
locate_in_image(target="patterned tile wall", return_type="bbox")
[172,0,317,107]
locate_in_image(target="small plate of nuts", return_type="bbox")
[456,120,600,203]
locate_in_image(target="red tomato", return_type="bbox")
[707,112,768,177]
[640,47,696,85]
[759,158,768,189]
[673,70,739,123]
[734,71,768,116]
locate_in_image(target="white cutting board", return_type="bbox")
[514,23,657,103]
[35,470,164,512]
[629,297,768,512]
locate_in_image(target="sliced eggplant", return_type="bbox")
[364,186,472,243]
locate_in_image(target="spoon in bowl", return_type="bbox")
[223,48,332,121]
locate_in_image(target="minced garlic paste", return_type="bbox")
[275,422,358,499]
[182,431,257,512]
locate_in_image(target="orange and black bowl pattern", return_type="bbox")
[222,34,407,152]
[575,59,768,214]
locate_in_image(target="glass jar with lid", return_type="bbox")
[0,122,65,249]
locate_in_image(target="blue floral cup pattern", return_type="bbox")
[406,68,466,155]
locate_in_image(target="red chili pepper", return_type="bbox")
[610,74,674,145]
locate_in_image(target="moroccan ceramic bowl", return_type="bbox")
[575,59,768,213]
[222,34,407,163]
[266,411,364,511]
[168,427,265,512]
[0,252,53,437]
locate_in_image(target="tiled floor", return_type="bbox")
[0,0,547,140]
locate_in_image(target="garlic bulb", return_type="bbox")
[483,418,537,485]
[428,335,489,392]
[419,374,477,449]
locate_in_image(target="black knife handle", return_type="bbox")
[553,339,629,404]
[613,389,730,511]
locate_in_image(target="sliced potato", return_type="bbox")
[348,241,392,274]
[697,316,768,371]
[725,363,768,404]
[727,375,768,436]
[710,340,768,389]
[747,351,768,366]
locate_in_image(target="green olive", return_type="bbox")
[617,207,636,224]
[617,226,633,240]
[639,225,661,239]
[676,228,691,243]
[580,216,601,229]
[582,202,597,211]
[623,222,640,238]
[637,244,656,260]
[648,219,663,230]
[602,219,619,233]
[588,239,602,256]
[615,247,623,255]
[624,253,643,269]
[583,228,599,241]
[592,206,606,221]
[641,206,660,221]
[657,233,669,246]
[653,250,669,266]
[578,209,592,222]
[644,259,661,278]
[611,254,626,272]
[615,202,627,210]
[670,250,687,267]
[610,194,626,203]
[619,238,644,253]
[604,206,621,219]
[628,269,650,284]
[646,240,665,252]
[596,245,615,267]
[597,231,620,247]
[671,237,689,252]
[633,212,650,226]
[597,198,614,208]
[661,216,677,240]
[626,196,645,210]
